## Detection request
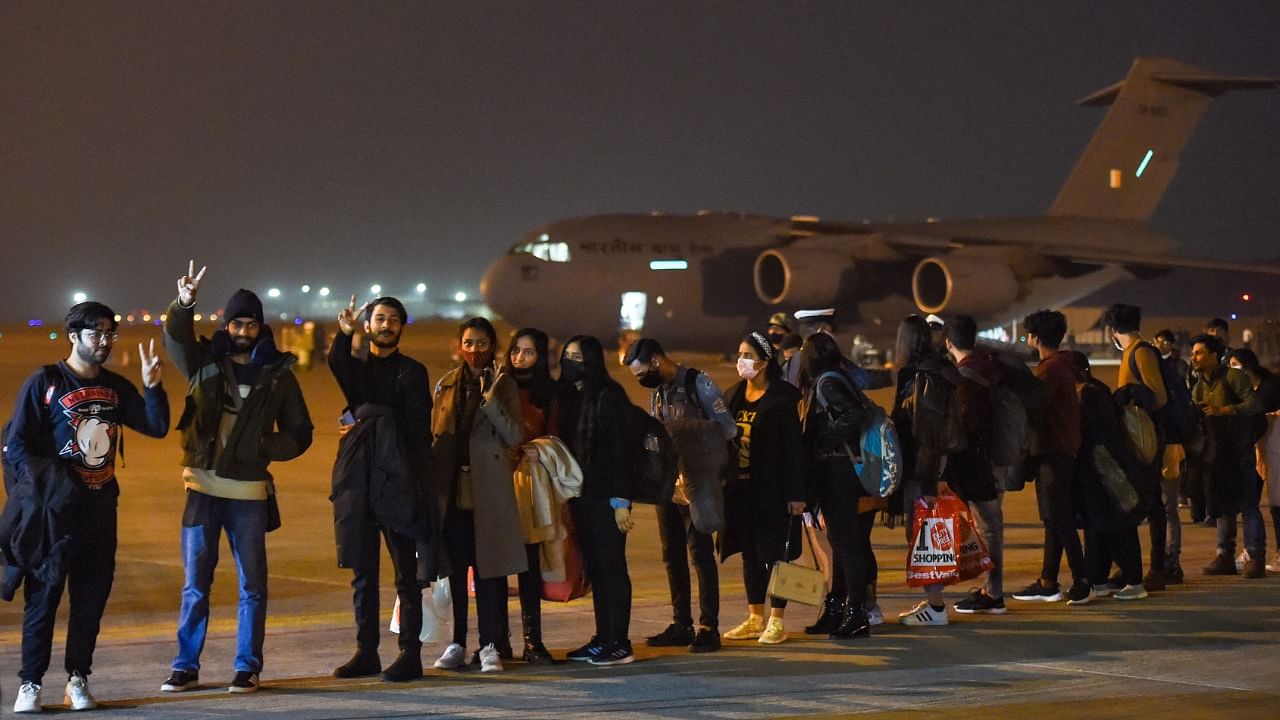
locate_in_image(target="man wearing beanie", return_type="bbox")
[160,261,314,695]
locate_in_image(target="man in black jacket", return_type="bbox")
[161,262,313,696]
[328,294,433,682]
[5,301,168,713]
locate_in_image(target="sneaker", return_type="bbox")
[1244,554,1266,579]
[866,603,884,626]
[1143,571,1166,592]
[478,643,503,673]
[722,615,765,640]
[228,671,259,694]
[1203,552,1238,576]
[14,681,41,713]
[588,640,635,666]
[566,637,605,662]
[688,627,721,653]
[1113,583,1148,601]
[1235,549,1250,571]
[1163,562,1185,585]
[899,600,948,626]
[64,672,97,711]
[1092,583,1115,598]
[1011,580,1062,602]
[954,588,1007,614]
[1065,580,1094,605]
[757,617,787,645]
[645,623,694,647]
[433,643,467,670]
[1267,552,1280,573]
[161,669,200,692]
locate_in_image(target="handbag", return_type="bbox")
[767,518,827,606]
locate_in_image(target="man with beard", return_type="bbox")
[328,295,434,682]
[161,262,313,695]
[6,302,168,713]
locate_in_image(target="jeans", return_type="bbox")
[1163,474,1182,563]
[20,489,118,684]
[350,524,421,654]
[173,495,269,673]
[655,500,719,629]
[571,497,632,643]
[969,490,1005,598]
[1216,450,1267,556]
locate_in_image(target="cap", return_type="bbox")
[794,308,836,322]
[925,313,945,329]
[767,312,792,332]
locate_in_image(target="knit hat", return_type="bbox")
[224,289,264,325]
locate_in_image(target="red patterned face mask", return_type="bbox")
[462,350,494,370]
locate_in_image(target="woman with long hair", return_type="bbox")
[720,332,806,644]
[1228,348,1280,572]
[797,332,875,638]
[558,335,639,665]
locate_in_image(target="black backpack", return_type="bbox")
[626,403,680,505]
[2,365,61,491]
[1128,342,1197,445]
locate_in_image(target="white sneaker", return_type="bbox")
[722,615,765,640]
[1113,583,1148,601]
[1236,549,1250,571]
[433,643,466,670]
[899,600,949,626]
[1267,552,1280,573]
[757,617,787,645]
[64,673,97,711]
[867,603,885,626]
[478,643,504,673]
[14,681,42,713]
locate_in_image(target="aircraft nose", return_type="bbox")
[480,254,521,318]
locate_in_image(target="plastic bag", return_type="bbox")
[390,579,452,643]
[906,489,972,587]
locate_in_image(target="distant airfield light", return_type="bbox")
[656,296,665,305]
[193,314,203,321]
[370,284,382,295]
[301,284,311,293]
[1109,168,1122,189]
[267,288,282,299]
[319,287,330,297]
[142,314,152,322]
[1135,149,1154,178]
[28,319,42,327]
[406,316,415,324]
[649,259,689,271]
[1231,313,1238,320]
[416,282,427,293]
[160,314,168,322]
[454,291,467,303]
[295,317,303,325]
[113,314,122,322]
[208,313,218,322]
[1242,293,1251,302]
[126,315,135,323]
[49,332,58,340]
[72,291,88,303]
[154,319,162,326]
[279,313,289,321]
[539,233,550,242]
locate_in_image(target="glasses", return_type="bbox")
[81,330,119,345]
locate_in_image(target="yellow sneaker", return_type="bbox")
[757,617,788,645]
[722,615,765,640]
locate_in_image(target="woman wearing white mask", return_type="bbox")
[720,332,807,645]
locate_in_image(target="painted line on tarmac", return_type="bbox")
[1015,660,1255,692]
[120,554,353,588]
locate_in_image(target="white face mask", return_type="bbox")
[737,357,761,380]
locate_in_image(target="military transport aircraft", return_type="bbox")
[481,57,1278,352]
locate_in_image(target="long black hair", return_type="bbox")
[895,314,934,369]
[561,334,622,463]
[742,330,783,386]
[502,327,554,409]
[797,332,844,391]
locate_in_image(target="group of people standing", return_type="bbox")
[4,270,1277,713]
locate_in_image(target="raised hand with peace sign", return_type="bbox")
[139,338,163,388]
[177,259,207,306]
[337,294,370,336]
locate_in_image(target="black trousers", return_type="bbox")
[21,489,118,684]
[1035,453,1088,585]
[828,511,878,603]
[1085,526,1143,587]
[571,497,632,643]
[517,543,542,621]
[815,460,876,607]
[350,522,421,654]
[442,508,505,648]
[655,500,719,629]
[1143,441,1168,574]
[741,542,786,610]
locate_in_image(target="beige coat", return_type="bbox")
[513,436,583,582]
[431,366,527,579]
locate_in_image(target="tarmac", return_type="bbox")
[0,321,1277,718]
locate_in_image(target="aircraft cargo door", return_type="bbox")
[620,292,647,332]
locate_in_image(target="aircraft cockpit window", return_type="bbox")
[511,240,571,262]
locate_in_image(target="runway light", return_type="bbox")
[28,319,42,327]
[193,313,203,321]
[160,314,167,322]
[319,287,330,297]
[267,288,281,298]
[72,291,88,303]
[1242,293,1251,301]
[1230,313,1238,320]
[301,284,311,293]
[454,291,467,303]
[113,314,122,322]
[370,284,382,295]
[208,313,218,322]
[539,233,550,242]
[48,332,58,340]
[294,317,303,325]
[416,283,427,293]
[142,314,152,322]
[126,315,135,323]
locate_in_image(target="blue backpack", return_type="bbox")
[816,371,902,498]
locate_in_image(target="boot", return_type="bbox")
[805,593,844,635]
[379,649,423,682]
[829,603,871,640]
[333,648,380,678]
[521,610,554,665]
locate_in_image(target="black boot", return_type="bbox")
[333,648,380,678]
[805,594,844,635]
[380,649,423,682]
[829,603,870,639]
[521,610,555,665]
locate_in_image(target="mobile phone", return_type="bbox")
[340,409,356,426]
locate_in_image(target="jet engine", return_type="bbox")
[911,254,1018,316]
[753,245,848,306]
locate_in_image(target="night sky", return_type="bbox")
[3,2,1277,322]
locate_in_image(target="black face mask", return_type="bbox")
[560,359,584,384]
[766,331,785,346]
[637,367,663,389]
[512,367,535,384]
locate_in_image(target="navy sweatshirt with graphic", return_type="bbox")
[6,362,169,493]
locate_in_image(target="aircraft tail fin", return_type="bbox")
[1048,57,1275,221]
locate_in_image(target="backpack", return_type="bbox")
[626,403,680,505]
[1128,342,1197,445]
[909,369,967,456]
[960,351,1046,491]
[816,371,902,498]
[1118,400,1160,466]
[2,365,61,491]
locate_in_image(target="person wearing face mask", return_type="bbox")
[499,328,559,665]
[765,313,792,355]
[557,336,640,665]
[429,318,525,673]
[782,308,836,386]
[623,338,736,653]
[720,333,806,645]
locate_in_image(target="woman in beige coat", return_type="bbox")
[429,317,525,673]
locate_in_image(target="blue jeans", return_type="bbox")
[172,494,268,673]
[1216,451,1267,556]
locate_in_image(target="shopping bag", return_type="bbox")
[906,490,970,587]
[542,507,591,602]
[767,518,827,606]
[955,512,993,583]
[390,581,451,643]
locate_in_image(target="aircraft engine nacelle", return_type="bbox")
[753,246,848,306]
[911,254,1019,316]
